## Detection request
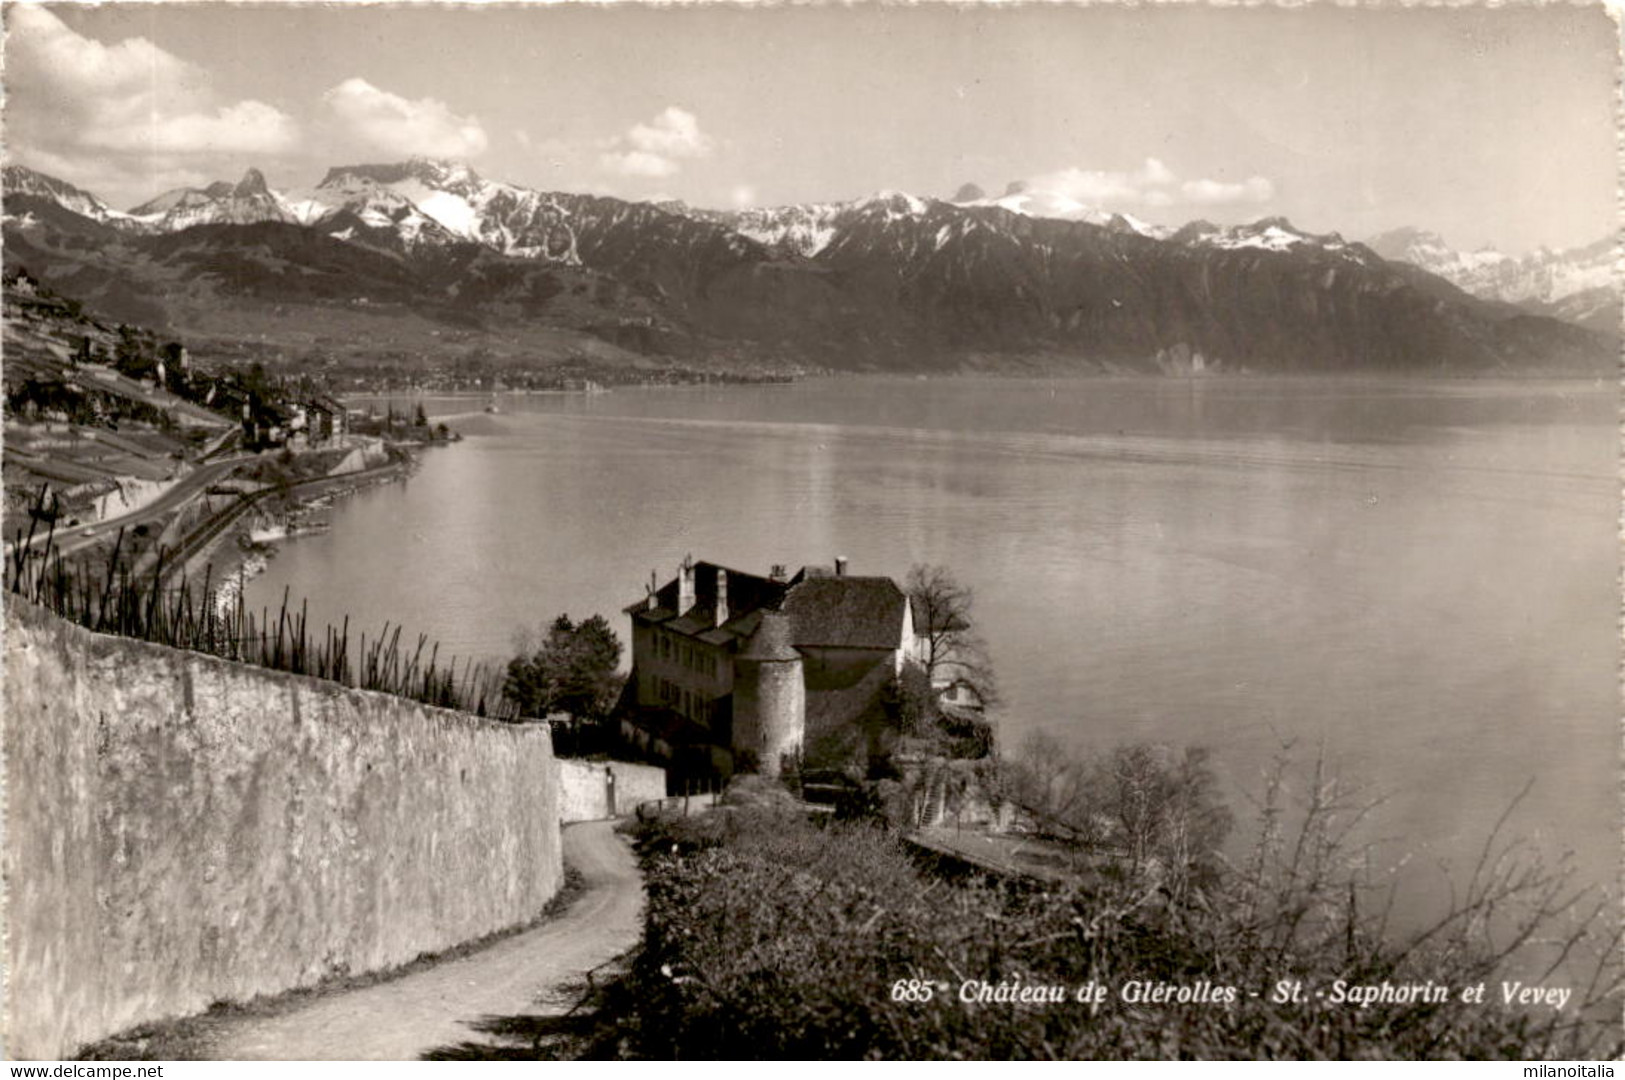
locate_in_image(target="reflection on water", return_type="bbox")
[254,376,1617,903]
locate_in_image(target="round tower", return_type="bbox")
[734,610,804,778]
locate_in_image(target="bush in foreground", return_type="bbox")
[566,758,1620,1060]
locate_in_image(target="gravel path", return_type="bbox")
[202,820,641,1060]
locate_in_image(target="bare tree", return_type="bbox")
[905,563,999,706]
[995,735,1232,891]
[994,730,1093,836]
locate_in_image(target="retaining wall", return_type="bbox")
[558,758,668,822]
[3,598,563,1060]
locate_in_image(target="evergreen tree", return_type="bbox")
[503,614,624,721]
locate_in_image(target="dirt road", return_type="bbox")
[202,821,641,1060]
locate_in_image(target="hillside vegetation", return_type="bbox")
[541,758,1619,1060]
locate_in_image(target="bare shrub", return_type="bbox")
[560,750,1620,1060]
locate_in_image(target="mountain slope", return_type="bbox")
[4,165,134,227]
[731,201,1601,371]
[1368,227,1618,335]
[3,162,1611,374]
[303,160,581,261]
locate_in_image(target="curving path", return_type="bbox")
[202,820,642,1061]
[9,457,244,558]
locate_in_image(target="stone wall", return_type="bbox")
[4,599,563,1060]
[558,758,668,822]
[324,436,391,477]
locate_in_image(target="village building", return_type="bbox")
[935,675,988,714]
[5,267,41,297]
[304,394,347,446]
[622,557,918,780]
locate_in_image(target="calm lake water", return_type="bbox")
[247,376,1618,902]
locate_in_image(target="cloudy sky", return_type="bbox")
[5,3,1615,252]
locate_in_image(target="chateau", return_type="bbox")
[622,557,918,779]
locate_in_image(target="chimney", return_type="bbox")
[646,569,658,611]
[715,568,729,626]
[769,563,788,583]
[678,556,695,613]
[835,556,848,577]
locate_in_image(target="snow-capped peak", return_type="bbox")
[121,169,294,231]
[722,190,941,257]
[1175,216,1367,259]
[1105,212,1172,240]
[1369,226,1618,313]
[309,159,580,262]
[1203,217,1314,252]
[4,164,129,225]
[949,181,1168,233]
[403,157,481,190]
[724,202,845,257]
[856,190,931,218]
[234,167,271,198]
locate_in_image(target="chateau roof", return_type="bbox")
[627,560,910,653]
[625,562,785,644]
[781,575,909,650]
[738,610,799,662]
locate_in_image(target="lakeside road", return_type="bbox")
[8,456,246,559]
[173,454,415,590]
[200,821,643,1061]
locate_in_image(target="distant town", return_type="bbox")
[2,265,791,574]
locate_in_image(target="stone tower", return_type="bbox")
[733,610,804,777]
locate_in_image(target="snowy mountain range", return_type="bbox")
[945,174,1615,331]
[1366,227,1617,335]
[950,180,1171,239]
[2,159,1612,373]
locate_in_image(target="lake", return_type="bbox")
[247,375,1618,904]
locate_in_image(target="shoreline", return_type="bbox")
[341,367,1615,406]
[184,445,421,612]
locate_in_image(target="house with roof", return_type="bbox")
[302,394,347,447]
[5,267,40,297]
[936,675,989,715]
[622,556,919,780]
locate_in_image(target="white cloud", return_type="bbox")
[9,142,211,206]
[600,106,713,179]
[1181,176,1275,205]
[997,158,1276,217]
[322,78,488,160]
[1141,158,1177,186]
[87,100,300,157]
[600,149,680,179]
[5,5,299,203]
[1024,159,1177,206]
[7,4,190,101]
[627,107,713,159]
